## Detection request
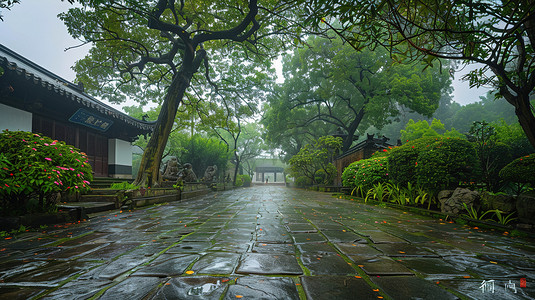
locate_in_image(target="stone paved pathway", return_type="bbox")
[1,186,534,299]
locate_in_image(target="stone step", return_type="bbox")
[59,202,117,215]
[87,189,123,196]
[80,194,118,203]
[90,177,132,189]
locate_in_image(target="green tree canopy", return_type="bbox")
[303,0,535,149]
[59,0,288,187]
[288,136,342,185]
[400,119,464,142]
[263,35,452,153]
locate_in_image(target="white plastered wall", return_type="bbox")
[108,138,133,167]
[0,103,32,132]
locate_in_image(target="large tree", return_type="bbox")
[303,0,535,149]
[59,0,286,187]
[263,35,451,153]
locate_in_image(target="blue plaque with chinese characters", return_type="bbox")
[69,108,113,132]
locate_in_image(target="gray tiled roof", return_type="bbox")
[0,44,155,132]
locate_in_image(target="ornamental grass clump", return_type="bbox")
[0,130,93,216]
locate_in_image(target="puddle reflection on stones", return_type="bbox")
[252,242,295,254]
[99,276,161,300]
[132,254,200,277]
[224,276,300,300]
[236,253,303,275]
[191,252,240,274]
[301,254,357,275]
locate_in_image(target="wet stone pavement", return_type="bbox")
[1,186,534,300]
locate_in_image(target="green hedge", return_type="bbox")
[415,138,478,190]
[499,154,535,185]
[342,153,390,192]
[295,176,313,188]
[236,174,252,187]
[387,137,442,186]
[386,137,478,191]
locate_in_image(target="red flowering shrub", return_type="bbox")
[342,151,390,192]
[0,130,93,216]
[387,137,442,186]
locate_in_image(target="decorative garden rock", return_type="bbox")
[438,190,454,206]
[480,192,516,213]
[440,188,480,216]
[516,192,535,225]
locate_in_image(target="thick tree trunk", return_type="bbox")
[342,106,366,152]
[514,94,535,150]
[134,49,206,187]
[233,153,240,186]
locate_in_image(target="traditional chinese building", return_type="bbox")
[0,44,154,178]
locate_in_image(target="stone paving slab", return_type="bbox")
[334,243,381,257]
[297,242,337,254]
[370,276,459,300]
[291,232,327,243]
[99,276,162,300]
[252,242,295,254]
[225,276,300,300]
[0,186,534,299]
[396,257,470,279]
[191,252,240,274]
[41,279,111,300]
[131,253,199,277]
[356,256,415,276]
[236,253,303,275]
[151,276,230,299]
[300,253,356,275]
[286,223,318,233]
[373,242,439,257]
[301,275,379,299]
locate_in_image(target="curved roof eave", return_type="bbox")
[0,44,156,132]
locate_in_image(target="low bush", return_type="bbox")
[342,154,389,192]
[295,176,313,188]
[416,138,479,191]
[387,137,442,186]
[499,154,535,186]
[0,130,93,216]
[109,182,139,190]
[234,176,243,187]
[240,174,252,186]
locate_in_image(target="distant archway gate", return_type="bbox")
[255,166,284,182]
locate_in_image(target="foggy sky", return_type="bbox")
[0,0,490,110]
